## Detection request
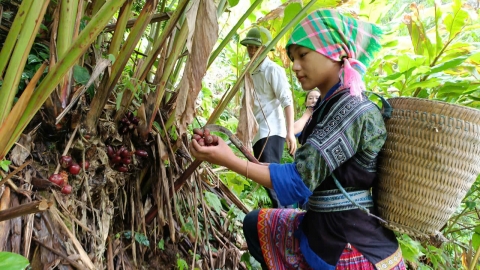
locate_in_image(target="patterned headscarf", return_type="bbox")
[286,9,382,96]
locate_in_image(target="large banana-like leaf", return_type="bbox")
[175,0,219,134]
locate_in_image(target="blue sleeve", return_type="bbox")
[269,163,312,206]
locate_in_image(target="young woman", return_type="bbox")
[190,9,405,270]
[294,89,321,136]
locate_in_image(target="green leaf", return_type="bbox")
[397,234,424,263]
[176,255,188,270]
[107,54,116,64]
[436,81,471,98]
[181,217,196,237]
[73,65,90,85]
[205,191,223,215]
[227,0,239,8]
[0,160,11,172]
[123,231,132,239]
[0,252,29,270]
[465,201,476,209]
[281,3,302,29]
[469,51,480,64]
[444,2,469,40]
[27,54,42,65]
[158,238,165,250]
[474,235,480,252]
[429,55,470,74]
[405,78,441,91]
[134,232,150,247]
[398,54,426,73]
[116,90,124,111]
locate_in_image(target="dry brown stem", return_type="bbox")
[0,199,52,222]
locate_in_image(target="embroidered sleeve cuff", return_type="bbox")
[269,163,312,206]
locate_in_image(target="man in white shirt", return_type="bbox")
[240,27,296,208]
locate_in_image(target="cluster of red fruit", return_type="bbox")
[192,128,218,146]
[119,111,139,134]
[49,156,89,194]
[107,145,148,172]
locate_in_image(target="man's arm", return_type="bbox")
[284,105,297,155]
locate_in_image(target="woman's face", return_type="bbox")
[306,91,320,107]
[288,45,341,92]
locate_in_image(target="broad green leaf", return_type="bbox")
[465,201,477,209]
[227,0,239,8]
[382,40,398,48]
[444,2,469,40]
[428,55,470,74]
[116,90,124,111]
[107,54,116,64]
[158,238,165,250]
[27,54,42,65]
[221,171,250,194]
[134,232,150,247]
[281,3,302,29]
[181,217,196,237]
[176,256,188,270]
[0,160,11,172]
[469,51,480,64]
[436,81,471,98]
[205,191,223,215]
[417,88,429,98]
[359,0,395,23]
[381,71,405,82]
[73,65,90,85]
[398,54,426,73]
[473,225,480,251]
[398,235,424,263]
[0,252,29,270]
[406,78,441,91]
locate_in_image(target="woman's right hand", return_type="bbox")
[304,106,314,117]
[190,136,237,167]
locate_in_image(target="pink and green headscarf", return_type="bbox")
[286,9,382,96]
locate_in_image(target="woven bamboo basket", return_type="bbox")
[376,97,480,238]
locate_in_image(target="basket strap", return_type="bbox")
[332,174,387,223]
[366,91,392,119]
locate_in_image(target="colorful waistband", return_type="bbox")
[308,189,373,212]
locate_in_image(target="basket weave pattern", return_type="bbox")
[376,97,480,237]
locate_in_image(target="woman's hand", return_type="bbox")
[190,129,273,188]
[190,136,237,167]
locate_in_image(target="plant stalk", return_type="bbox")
[0,0,49,126]
[85,0,158,134]
[0,200,52,222]
[0,0,34,78]
[3,0,127,159]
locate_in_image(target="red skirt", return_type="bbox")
[257,208,406,270]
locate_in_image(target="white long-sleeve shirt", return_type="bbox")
[251,57,293,145]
